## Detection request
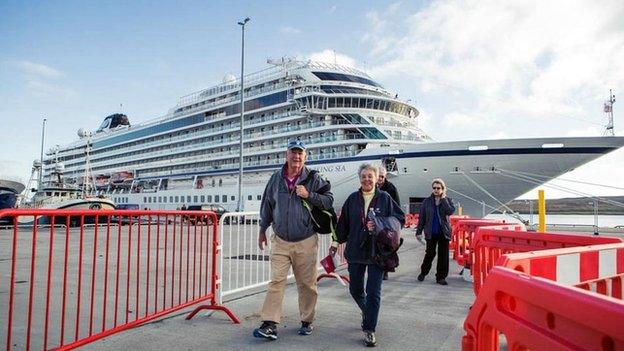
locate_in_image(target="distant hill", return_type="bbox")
[503,196,624,215]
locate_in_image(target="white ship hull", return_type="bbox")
[110,136,624,217]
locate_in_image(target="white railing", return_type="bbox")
[217,211,333,304]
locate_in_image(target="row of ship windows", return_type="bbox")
[67,115,346,169]
[120,194,264,205]
[93,91,288,150]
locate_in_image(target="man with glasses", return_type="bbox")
[415,179,456,285]
[377,167,400,280]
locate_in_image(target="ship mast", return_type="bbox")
[603,89,616,136]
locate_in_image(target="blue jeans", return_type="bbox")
[348,262,384,332]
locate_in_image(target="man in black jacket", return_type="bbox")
[377,167,400,280]
[415,178,455,285]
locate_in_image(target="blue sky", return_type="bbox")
[1,0,623,200]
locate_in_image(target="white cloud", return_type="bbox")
[308,49,359,69]
[279,26,301,35]
[26,80,76,99]
[364,0,624,128]
[14,60,64,78]
[329,5,337,14]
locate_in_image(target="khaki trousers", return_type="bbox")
[260,234,318,324]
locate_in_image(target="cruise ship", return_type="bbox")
[42,58,624,217]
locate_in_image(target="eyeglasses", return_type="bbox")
[432,187,442,190]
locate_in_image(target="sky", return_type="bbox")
[1,0,623,201]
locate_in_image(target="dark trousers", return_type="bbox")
[347,262,384,332]
[420,236,449,280]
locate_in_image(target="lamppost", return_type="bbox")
[237,17,250,212]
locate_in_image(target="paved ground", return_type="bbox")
[83,234,475,351]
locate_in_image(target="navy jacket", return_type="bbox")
[416,195,456,240]
[336,189,405,264]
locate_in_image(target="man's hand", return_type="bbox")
[295,185,309,199]
[258,232,267,250]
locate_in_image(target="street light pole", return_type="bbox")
[237,17,250,212]
[38,118,47,190]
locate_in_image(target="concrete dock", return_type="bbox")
[82,233,475,351]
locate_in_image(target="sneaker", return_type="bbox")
[417,274,425,282]
[382,272,389,280]
[253,321,278,340]
[364,331,377,347]
[298,321,314,335]
[436,279,448,285]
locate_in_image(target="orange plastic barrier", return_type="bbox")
[471,228,623,295]
[450,219,518,269]
[576,274,624,300]
[0,209,239,351]
[462,245,624,351]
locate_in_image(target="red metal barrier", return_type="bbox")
[462,245,624,351]
[471,228,623,295]
[0,209,239,351]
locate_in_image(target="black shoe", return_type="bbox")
[417,274,425,282]
[253,321,278,340]
[298,321,314,335]
[436,279,448,285]
[382,272,389,280]
[364,331,377,347]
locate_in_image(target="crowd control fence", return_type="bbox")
[471,227,624,295]
[216,212,336,303]
[0,209,239,351]
[463,242,624,351]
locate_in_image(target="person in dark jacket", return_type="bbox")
[331,163,405,347]
[416,178,456,285]
[253,140,334,340]
[377,167,400,280]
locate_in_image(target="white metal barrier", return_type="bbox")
[217,212,333,303]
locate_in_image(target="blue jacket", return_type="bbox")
[416,195,456,240]
[259,165,334,242]
[336,189,405,264]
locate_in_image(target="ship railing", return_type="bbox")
[176,67,288,108]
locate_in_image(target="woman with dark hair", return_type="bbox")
[331,163,404,347]
[416,178,456,285]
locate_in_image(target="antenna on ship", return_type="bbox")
[603,89,615,136]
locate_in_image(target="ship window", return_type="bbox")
[201,195,205,202]
[148,197,152,203]
[214,196,219,203]
[231,195,235,201]
[257,195,261,200]
[169,196,174,202]
[164,197,167,203]
[222,195,227,202]
[175,196,179,202]
[194,196,198,203]
[207,195,212,202]
[158,196,162,202]
[143,197,147,203]
[248,195,252,200]
[187,196,191,203]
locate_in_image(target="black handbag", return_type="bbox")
[300,170,337,235]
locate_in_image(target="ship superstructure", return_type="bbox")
[42,59,624,216]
